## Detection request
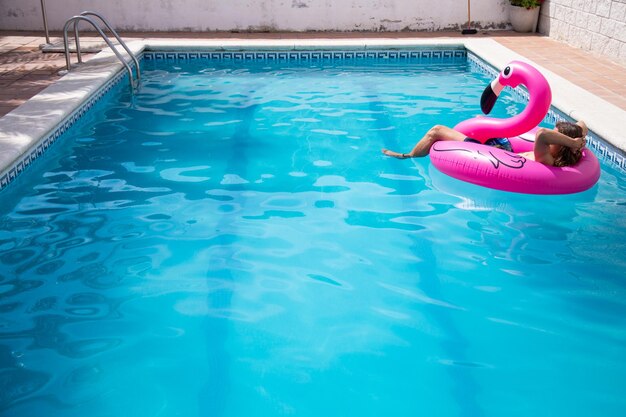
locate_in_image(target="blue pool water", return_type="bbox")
[1,53,626,417]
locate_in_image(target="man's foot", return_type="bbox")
[382,149,410,159]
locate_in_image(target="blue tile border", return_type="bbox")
[142,49,468,63]
[467,52,626,172]
[1,48,624,191]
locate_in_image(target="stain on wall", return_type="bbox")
[6,8,24,18]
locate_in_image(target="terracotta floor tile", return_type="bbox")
[18,72,56,81]
[0,95,27,105]
[0,106,15,117]
[610,97,626,109]
[0,72,25,81]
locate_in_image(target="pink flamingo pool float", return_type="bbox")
[430,60,600,195]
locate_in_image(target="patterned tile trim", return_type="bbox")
[586,132,626,171]
[467,52,626,172]
[143,49,468,63]
[0,67,131,190]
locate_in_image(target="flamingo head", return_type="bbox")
[480,61,548,114]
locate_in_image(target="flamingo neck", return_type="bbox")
[456,77,551,140]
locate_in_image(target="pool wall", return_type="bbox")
[0,0,510,32]
[0,38,625,191]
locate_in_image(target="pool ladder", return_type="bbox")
[62,11,140,89]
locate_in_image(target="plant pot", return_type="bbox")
[509,5,540,33]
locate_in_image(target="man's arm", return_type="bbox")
[534,127,586,165]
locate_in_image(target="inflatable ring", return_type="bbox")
[430,61,600,195]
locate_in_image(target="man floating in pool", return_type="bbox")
[381,120,587,168]
[383,61,600,194]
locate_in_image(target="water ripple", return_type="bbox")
[0,59,624,416]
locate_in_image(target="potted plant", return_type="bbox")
[509,0,543,33]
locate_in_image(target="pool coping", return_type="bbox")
[1,37,625,188]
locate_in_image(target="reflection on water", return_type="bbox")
[1,59,625,417]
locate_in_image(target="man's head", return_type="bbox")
[552,121,584,167]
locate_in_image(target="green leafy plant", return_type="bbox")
[510,0,543,8]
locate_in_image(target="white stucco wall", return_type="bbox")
[538,0,626,65]
[1,0,510,32]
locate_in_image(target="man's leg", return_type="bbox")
[382,125,466,159]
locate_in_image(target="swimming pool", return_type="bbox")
[1,48,626,417]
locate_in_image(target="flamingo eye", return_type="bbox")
[502,66,513,79]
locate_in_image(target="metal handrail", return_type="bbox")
[62,15,136,89]
[78,11,140,82]
[39,0,51,45]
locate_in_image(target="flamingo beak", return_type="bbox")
[480,78,504,114]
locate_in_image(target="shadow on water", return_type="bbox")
[407,230,483,417]
[366,86,484,415]
[198,99,258,417]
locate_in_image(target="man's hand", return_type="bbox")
[571,136,586,151]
